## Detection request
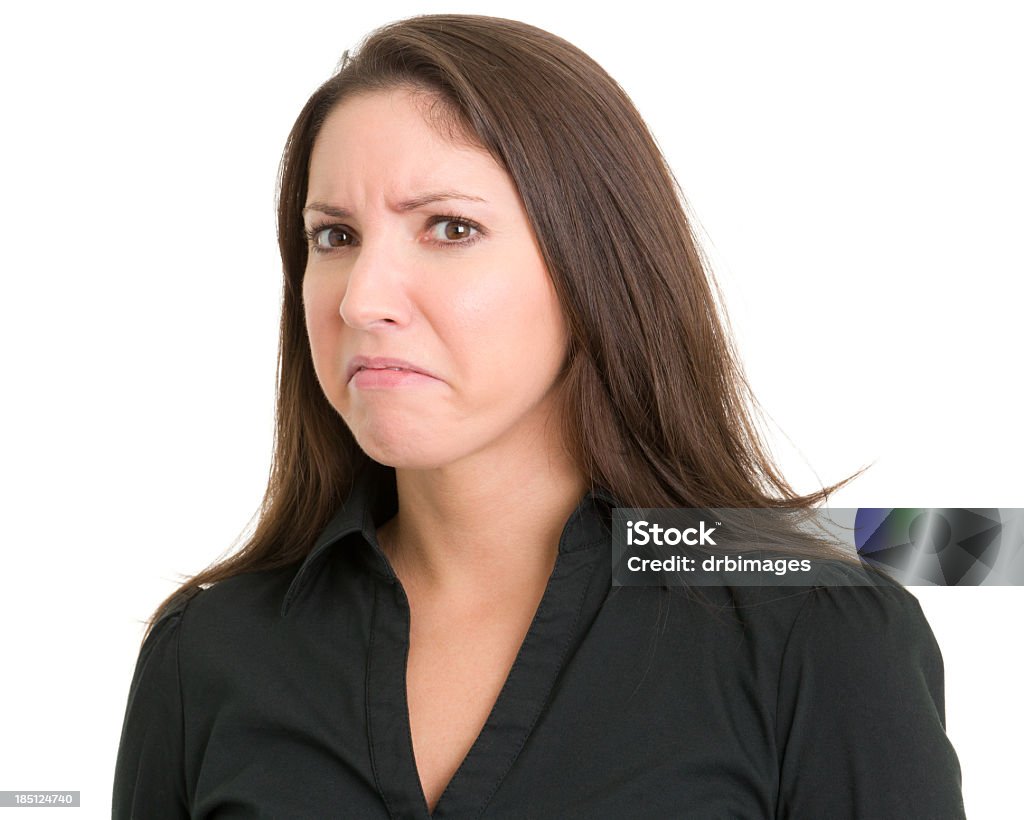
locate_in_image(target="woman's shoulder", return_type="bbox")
[680,559,924,639]
[653,563,938,702]
[763,571,965,816]
[673,567,964,815]
[123,565,305,717]
[182,565,296,620]
[120,566,299,692]
[718,558,925,631]
[115,566,307,815]
[778,561,933,656]
[767,567,944,708]
[167,565,297,651]
[772,583,937,683]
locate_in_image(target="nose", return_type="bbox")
[338,232,411,330]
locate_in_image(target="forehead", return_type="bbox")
[307,89,504,197]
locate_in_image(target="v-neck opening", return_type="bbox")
[366,539,605,819]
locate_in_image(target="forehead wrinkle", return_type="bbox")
[305,93,505,222]
[302,191,489,221]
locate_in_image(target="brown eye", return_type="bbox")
[443,222,472,240]
[428,218,480,244]
[313,226,353,248]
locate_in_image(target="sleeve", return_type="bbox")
[111,605,190,819]
[774,585,966,819]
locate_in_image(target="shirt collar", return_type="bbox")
[280,460,621,617]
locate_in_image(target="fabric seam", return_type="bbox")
[772,585,819,802]
[473,539,603,818]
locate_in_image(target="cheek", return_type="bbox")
[441,261,565,381]
[302,276,341,368]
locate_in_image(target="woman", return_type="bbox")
[113,14,966,819]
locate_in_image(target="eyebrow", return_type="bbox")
[302,191,487,219]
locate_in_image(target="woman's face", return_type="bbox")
[302,88,569,471]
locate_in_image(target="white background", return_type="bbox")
[2,1,1020,816]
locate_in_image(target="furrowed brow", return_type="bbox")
[392,191,487,211]
[302,191,487,219]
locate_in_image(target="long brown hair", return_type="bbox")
[142,13,871,639]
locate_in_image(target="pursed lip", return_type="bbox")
[346,355,438,383]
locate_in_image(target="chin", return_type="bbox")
[352,429,458,472]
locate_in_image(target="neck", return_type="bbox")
[376,442,587,614]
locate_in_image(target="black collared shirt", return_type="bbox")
[113,461,966,818]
